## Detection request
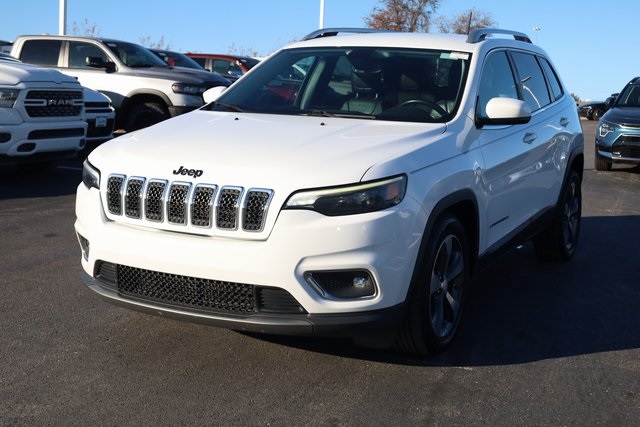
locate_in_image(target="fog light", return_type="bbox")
[77,233,90,261]
[305,270,376,299]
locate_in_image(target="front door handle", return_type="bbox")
[523,132,537,144]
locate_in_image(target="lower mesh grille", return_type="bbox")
[95,262,306,315]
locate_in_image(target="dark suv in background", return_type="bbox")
[595,77,640,171]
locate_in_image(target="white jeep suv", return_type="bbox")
[76,28,584,355]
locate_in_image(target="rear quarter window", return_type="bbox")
[19,40,62,67]
[538,57,563,101]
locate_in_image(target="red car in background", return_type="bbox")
[185,53,260,81]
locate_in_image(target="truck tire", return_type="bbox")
[126,102,169,132]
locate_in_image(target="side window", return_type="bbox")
[19,40,62,66]
[510,51,551,111]
[68,41,109,68]
[477,51,518,117]
[539,57,563,101]
[191,57,207,68]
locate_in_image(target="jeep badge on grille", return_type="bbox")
[173,166,203,178]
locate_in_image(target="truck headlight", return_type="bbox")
[0,89,19,108]
[82,160,101,189]
[171,83,208,95]
[284,175,407,216]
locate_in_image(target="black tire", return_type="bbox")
[592,108,604,121]
[534,169,582,262]
[126,102,169,132]
[395,215,470,356]
[595,155,612,171]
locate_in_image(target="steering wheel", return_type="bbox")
[397,99,448,117]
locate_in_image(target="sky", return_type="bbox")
[1,0,637,101]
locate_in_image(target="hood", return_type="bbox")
[90,110,446,190]
[123,66,229,86]
[0,61,80,86]
[602,107,640,127]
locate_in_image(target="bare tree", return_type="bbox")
[365,0,440,32]
[139,36,170,50]
[71,19,101,37]
[437,7,496,34]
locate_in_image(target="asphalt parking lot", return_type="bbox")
[1,119,639,425]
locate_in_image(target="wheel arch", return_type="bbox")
[118,90,171,128]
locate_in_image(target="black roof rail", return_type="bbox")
[302,28,389,41]
[467,28,532,44]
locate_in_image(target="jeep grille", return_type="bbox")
[106,175,273,232]
[24,90,83,117]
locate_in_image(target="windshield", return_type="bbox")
[616,83,640,107]
[207,47,470,123]
[104,41,168,68]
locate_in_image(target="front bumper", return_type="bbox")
[82,270,406,340]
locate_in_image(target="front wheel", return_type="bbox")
[395,215,470,356]
[126,102,169,132]
[534,169,582,261]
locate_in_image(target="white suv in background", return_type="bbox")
[76,28,584,355]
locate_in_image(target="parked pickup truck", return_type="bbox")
[11,35,229,131]
[1,59,86,164]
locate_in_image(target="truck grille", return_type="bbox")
[94,261,306,315]
[24,90,83,117]
[106,175,273,232]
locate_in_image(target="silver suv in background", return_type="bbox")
[11,36,230,131]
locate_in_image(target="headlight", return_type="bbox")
[171,83,208,95]
[0,89,19,108]
[284,175,407,216]
[598,121,615,138]
[82,160,100,189]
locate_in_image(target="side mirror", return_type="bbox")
[86,56,115,72]
[605,94,618,108]
[203,86,227,104]
[477,97,532,126]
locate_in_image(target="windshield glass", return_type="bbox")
[616,83,640,107]
[207,47,470,123]
[104,41,168,68]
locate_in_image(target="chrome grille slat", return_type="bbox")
[124,177,145,219]
[191,185,217,228]
[145,180,167,222]
[104,175,273,233]
[167,183,191,225]
[243,189,273,232]
[106,175,125,215]
[216,187,243,230]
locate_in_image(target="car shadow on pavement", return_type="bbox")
[251,215,640,366]
[0,161,84,200]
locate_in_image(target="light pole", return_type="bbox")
[59,0,67,35]
[319,0,325,29]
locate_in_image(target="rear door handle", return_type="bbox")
[523,132,537,144]
[560,117,569,127]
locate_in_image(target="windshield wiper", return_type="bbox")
[214,101,245,112]
[304,110,376,119]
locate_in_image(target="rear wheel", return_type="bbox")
[534,169,582,261]
[126,102,169,132]
[395,215,470,356]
